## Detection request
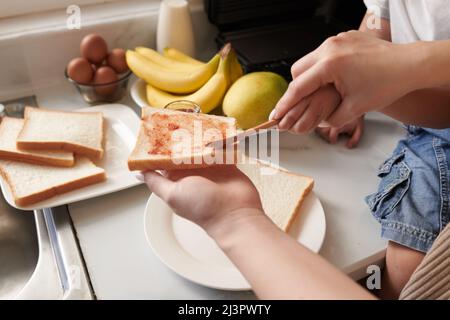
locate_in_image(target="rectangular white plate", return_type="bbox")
[0,104,142,211]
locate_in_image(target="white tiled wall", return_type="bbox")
[0,0,216,101]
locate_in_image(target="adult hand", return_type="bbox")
[271,31,421,128]
[141,165,264,235]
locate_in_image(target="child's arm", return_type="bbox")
[359,10,391,40]
[142,167,375,300]
[380,40,450,128]
[381,88,450,128]
[362,7,450,128]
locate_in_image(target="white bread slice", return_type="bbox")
[17,107,104,160]
[128,107,237,170]
[238,160,314,232]
[0,117,74,167]
[0,156,106,206]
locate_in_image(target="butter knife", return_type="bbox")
[207,119,279,149]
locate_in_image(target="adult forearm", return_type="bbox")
[208,212,375,300]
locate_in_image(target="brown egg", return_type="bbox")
[106,48,129,73]
[67,57,94,84]
[80,34,108,64]
[93,66,118,96]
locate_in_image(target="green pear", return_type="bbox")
[223,72,288,129]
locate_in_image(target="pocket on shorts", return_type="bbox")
[365,149,411,220]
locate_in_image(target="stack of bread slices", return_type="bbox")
[0,107,106,206]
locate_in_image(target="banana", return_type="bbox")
[135,47,198,71]
[229,48,244,84]
[163,47,205,66]
[146,48,231,113]
[126,50,220,94]
[164,45,243,85]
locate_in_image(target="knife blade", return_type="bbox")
[207,119,279,150]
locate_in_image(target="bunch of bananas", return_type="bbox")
[126,43,243,113]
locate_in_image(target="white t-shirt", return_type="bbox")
[364,0,450,43]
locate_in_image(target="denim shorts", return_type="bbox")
[365,125,450,252]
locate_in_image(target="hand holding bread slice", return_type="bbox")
[128,107,314,233]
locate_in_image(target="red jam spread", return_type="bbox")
[144,113,229,156]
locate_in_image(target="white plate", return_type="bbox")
[130,78,149,109]
[0,104,142,211]
[144,190,326,291]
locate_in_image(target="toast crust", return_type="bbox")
[17,107,104,160]
[128,156,237,171]
[0,149,74,167]
[22,106,103,118]
[16,141,103,160]
[285,178,314,232]
[0,165,106,206]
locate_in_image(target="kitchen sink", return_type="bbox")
[0,196,38,299]
[0,195,93,299]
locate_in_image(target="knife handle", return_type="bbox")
[247,119,279,132]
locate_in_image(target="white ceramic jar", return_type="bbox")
[156,0,196,57]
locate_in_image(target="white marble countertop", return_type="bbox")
[36,80,405,299]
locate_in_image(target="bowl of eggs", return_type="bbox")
[65,33,131,104]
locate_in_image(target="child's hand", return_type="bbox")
[316,116,364,149]
[142,166,264,235]
[276,84,341,133]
